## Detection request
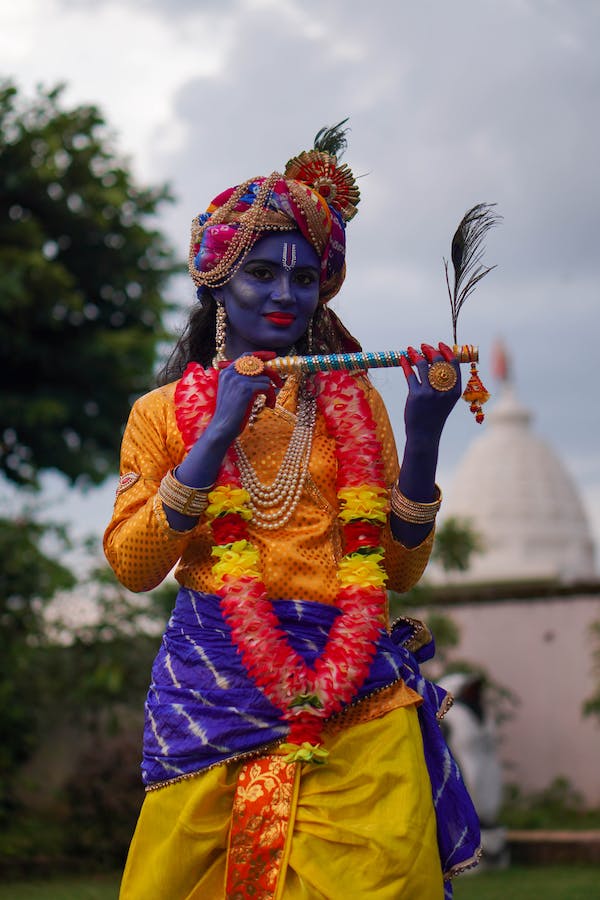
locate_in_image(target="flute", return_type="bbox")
[269,344,479,375]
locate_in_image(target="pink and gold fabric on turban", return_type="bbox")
[188,151,360,305]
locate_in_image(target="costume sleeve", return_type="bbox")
[103,387,198,592]
[362,379,435,593]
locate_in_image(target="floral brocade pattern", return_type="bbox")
[226,756,298,900]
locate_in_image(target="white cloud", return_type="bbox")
[0,0,236,177]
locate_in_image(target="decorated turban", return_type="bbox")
[188,125,360,307]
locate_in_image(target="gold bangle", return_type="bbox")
[157,469,212,518]
[390,483,442,524]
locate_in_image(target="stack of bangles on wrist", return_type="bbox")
[158,468,214,518]
[390,484,442,524]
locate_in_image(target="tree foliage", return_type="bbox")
[390,516,483,614]
[431,516,484,572]
[40,563,169,723]
[0,81,179,487]
[0,516,170,834]
[0,516,75,818]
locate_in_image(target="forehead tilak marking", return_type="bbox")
[282,242,297,271]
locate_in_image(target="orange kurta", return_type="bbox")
[104,374,433,601]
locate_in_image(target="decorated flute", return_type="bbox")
[267,344,489,423]
[269,344,478,375]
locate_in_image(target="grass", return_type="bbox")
[453,865,600,900]
[0,874,120,900]
[0,867,599,899]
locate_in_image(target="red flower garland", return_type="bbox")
[174,365,389,750]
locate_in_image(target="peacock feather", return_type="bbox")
[313,119,350,160]
[444,203,501,343]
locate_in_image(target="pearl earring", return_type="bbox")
[306,315,314,353]
[215,301,227,361]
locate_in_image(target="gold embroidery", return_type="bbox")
[116,471,140,495]
[393,615,433,653]
[436,692,455,721]
[325,679,422,736]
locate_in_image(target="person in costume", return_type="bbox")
[104,123,481,900]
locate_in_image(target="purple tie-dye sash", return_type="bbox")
[143,588,480,888]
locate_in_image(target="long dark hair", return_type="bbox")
[157,290,216,385]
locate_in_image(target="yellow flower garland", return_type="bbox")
[337,486,389,523]
[206,485,253,521]
[212,540,262,581]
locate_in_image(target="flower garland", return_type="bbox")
[174,364,390,756]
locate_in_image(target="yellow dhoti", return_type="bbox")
[119,706,443,900]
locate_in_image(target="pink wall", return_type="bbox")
[424,594,600,806]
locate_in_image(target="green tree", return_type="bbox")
[431,516,484,572]
[0,516,75,818]
[39,563,170,726]
[0,536,170,863]
[0,81,179,487]
[388,517,485,681]
[390,516,483,617]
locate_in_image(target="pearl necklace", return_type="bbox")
[234,382,316,530]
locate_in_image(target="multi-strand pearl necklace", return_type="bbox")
[234,382,316,530]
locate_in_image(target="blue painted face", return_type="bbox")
[214,232,321,358]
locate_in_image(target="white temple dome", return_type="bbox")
[442,379,596,584]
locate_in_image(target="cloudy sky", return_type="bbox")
[2,0,599,560]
